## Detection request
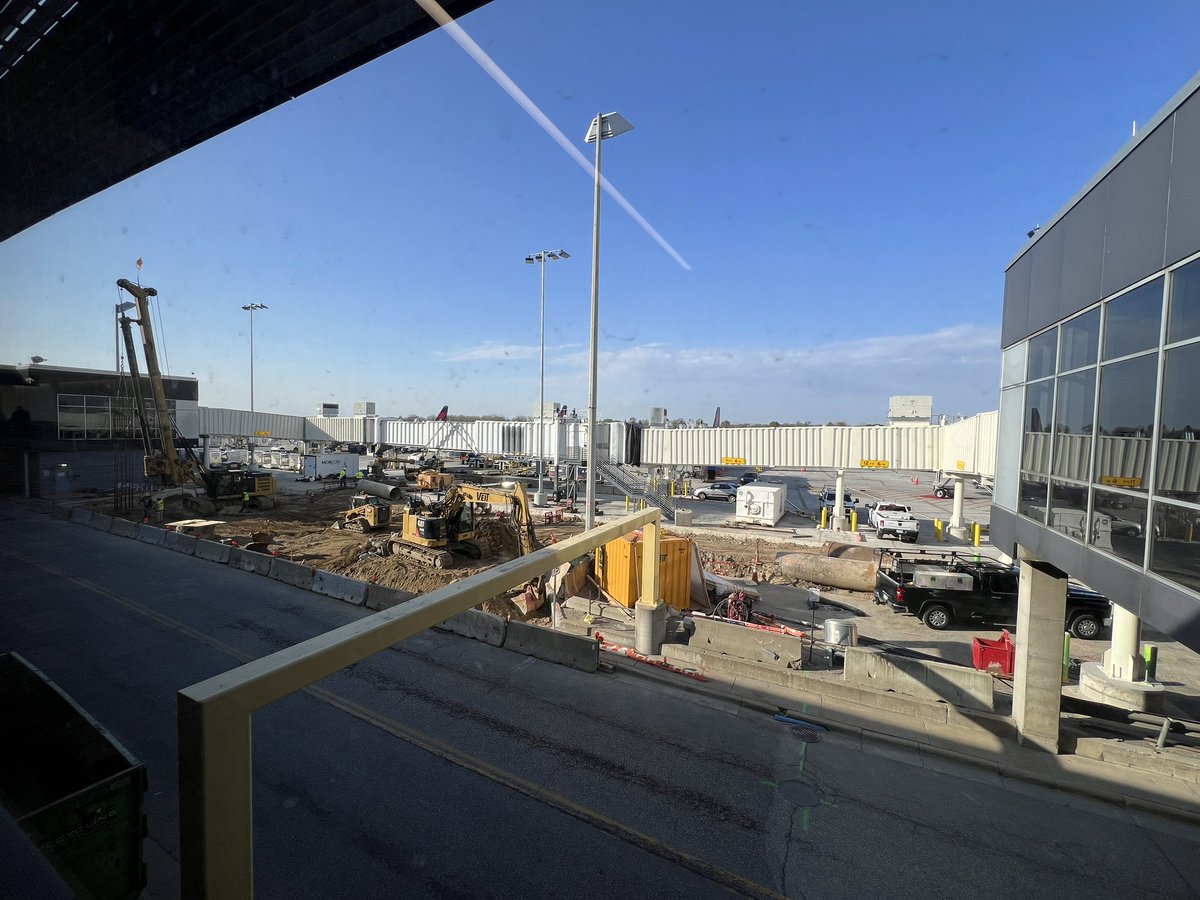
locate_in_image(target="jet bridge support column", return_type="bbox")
[948,475,968,540]
[1012,557,1067,752]
[831,469,848,532]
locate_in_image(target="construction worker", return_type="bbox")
[241,489,251,512]
[154,497,164,524]
[339,467,347,487]
[355,470,364,482]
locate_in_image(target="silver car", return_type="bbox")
[693,482,738,501]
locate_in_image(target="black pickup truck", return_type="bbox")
[874,550,1111,639]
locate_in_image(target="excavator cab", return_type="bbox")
[334,494,392,532]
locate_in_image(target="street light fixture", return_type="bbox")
[582,111,634,530]
[526,249,570,506]
[241,303,268,465]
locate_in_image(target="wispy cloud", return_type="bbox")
[440,341,536,362]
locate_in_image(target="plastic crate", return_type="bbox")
[972,629,1015,676]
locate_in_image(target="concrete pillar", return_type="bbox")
[831,468,848,532]
[1102,605,1144,682]
[948,475,967,538]
[635,518,665,654]
[1012,558,1068,752]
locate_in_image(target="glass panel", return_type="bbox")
[1060,308,1100,371]
[1150,501,1200,592]
[1093,490,1148,567]
[1103,277,1163,360]
[995,387,1023,512]
[1002,342,1027,387]
[1158,343,1200,502]
[59,393,85,407]
[1051,369,1095,479]
[1027,330,1057,380]
[1168,256,1200,343]
[87,395,112,410]
[1094,355,1156,493]
[1023,380,1053,475]
[1018,474,1048,523]
[1047,480,1088,542]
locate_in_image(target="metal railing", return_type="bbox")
[177,508,662,899]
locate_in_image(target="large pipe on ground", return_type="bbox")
[355,479,405,501]
[777,553,876,592]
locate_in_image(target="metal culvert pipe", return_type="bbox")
[777,554,877,591]
[355,479,405,501]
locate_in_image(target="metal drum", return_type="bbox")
[822,618,859,647]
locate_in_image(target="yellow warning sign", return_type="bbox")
[254,431,273,437]
[1100,476,1142,488]
[860,459,889,469]
[721,457,746,465]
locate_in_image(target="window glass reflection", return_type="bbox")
[1158,343,1200,502]
[1094,490,1148,567]
[1002,343,1027,387]
[1052,369,1095,479]
[1104,277,1163,360]
[1027,330,1057,380]
[1018,474,1048,523]
[1150,501,1200,592]
[1023,379,1053,474]
[1094,355,1156,492]
[1047,480,1088,541]
[1060,308,1099,371]
[1169,257,1200,343]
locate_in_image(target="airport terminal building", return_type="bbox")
[993,71,1200,690]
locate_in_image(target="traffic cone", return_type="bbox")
[550,534,558,544]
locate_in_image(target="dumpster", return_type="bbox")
[972,629,1015,676]
[0,653,147,900]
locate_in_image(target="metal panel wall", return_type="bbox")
[199,407,307,440]
[940,411,998,475]
[1166,91,1200,266]
[304,416,370,444]
[1100,120,1173,297]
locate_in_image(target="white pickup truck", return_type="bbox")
[868,501,920,543]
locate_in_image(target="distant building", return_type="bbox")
[887,395,933,426]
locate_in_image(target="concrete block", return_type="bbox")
[195,540,232,565]
[844,648,995,712]
[109,518,140,539]
[89,513,113,532]
[50,505,72,521]
[269,557,315,590]
[137,524,166,546]
[229,546,273,576]
[1078,661,1165,713]
[689,616,807,669]
[164,530,198,556]
[69,508,93,526]
[312,570,367,606]
[364,585,417,611]
[436,609,507,647]
[503,620,599,673]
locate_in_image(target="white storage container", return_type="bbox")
[735,483,787,526]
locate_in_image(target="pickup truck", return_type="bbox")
[867,502,920,543]
[818,485,857,517]
[874,549,1111,639]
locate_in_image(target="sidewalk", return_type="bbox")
[561,598,1200,826]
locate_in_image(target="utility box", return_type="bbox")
[911,566,974,591]
[0,653,147,900]
[735,483,786,526]
[597,532,693,610]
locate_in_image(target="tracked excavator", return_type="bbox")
[115,278,277,516]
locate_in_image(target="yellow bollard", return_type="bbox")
[821,507,829,529]
[851,509,858,531]
[670,481,676,497]
[625,495,630,511]
[934,518,943,542]
[973,521,981,547]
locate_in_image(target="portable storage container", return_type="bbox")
[597,532,692,610]
[734,483,787,526]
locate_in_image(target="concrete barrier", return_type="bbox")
[50,505,72,521]
[89,513,113,532]
[165,530,198,556]
[312,570,367,606]
[229,546,272,576]
[69,508,93,526]
[268,558,315,590]
[195,540,232,564]
[436,609,507,647]
[109,518,140,539]
[137,524,166,546]
[689,616,808,669]
[27,498,53,513]
[843,647,994,712]
[364,585,416,611]
[503,620,599,673]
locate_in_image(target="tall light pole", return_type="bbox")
[525,249,570,506]
[583,111,634,530]
[242,303,267,464]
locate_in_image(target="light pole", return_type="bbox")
[525,249,570,506]
[583,111,634,530]
[242,303,267,464]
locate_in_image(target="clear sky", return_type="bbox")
[3,1,1200,425]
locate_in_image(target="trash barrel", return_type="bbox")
[972,629,1015,676]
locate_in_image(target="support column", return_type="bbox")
[1079,604,1163,710]
[1103,605,1144,681]
[635,518,665,655]
[948,475,967,539]
[1012,558,1067,752]
[831,468,848,532]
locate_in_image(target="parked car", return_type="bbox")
[738,471,759,485]
[818,486,857,517]
[692,482,738,501]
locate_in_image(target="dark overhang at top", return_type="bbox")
[0,0,492,243]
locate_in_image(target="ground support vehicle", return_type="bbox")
[867,502,920,543]
[873,548,1111,639]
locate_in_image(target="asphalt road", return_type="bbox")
[3,504,1200,899]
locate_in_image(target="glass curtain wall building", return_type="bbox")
[994,72,1200,651]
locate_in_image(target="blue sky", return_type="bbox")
[4,0,1200,425]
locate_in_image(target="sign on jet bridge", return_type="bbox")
[722,457,746,465]
[860,459,889,468]
[255,431,272,437]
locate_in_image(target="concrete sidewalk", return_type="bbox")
[561,598,1200,826]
